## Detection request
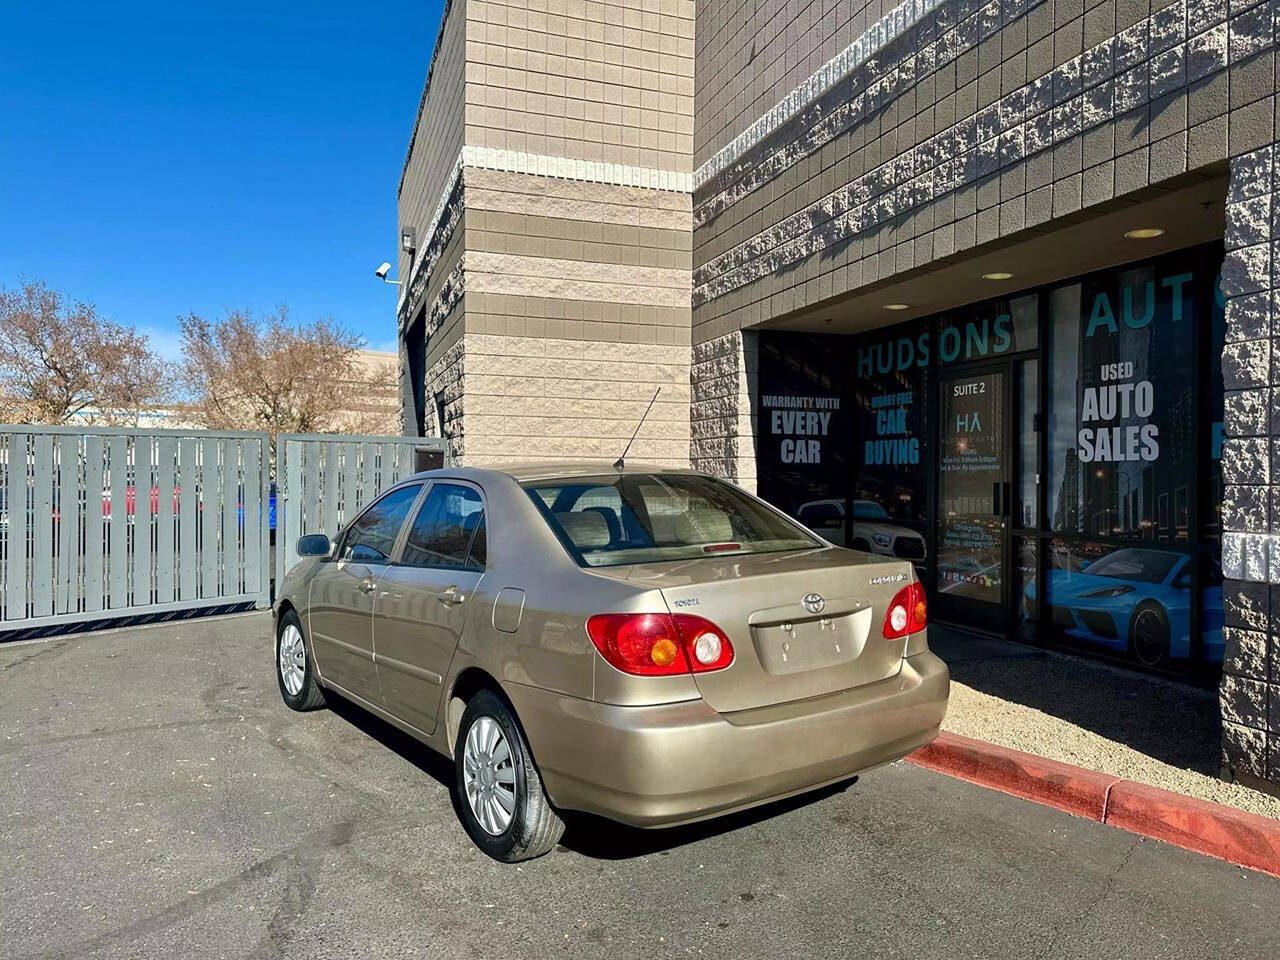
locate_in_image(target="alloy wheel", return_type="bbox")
[278,623,306,696]
[463,716,517,835]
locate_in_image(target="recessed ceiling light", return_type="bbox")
[982,271,1013,280]
[1124,227,1164,239]
[884,303,910,311]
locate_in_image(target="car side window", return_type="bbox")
[401,483,485,570]
[466,513,486,568]
[338,485,422,564]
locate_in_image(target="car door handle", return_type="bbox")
[358,578,377,594]
[439,586,466,606]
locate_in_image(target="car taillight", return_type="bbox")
[672,614,734,672]
[586,613,734,676]
[882,581,927,639]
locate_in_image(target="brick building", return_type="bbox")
[396,0,1279,789]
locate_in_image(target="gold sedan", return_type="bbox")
[274,464,949,862]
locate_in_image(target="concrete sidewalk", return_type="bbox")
[930,625,1280,821]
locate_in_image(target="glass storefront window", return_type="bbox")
[755,241,1224,678]
[1017,358,1038,529]
[1047,260,1198,541]
[851,321,928,532]
[935,292,1039,361]
[1198,268,1226,665]
[1203,276,1225,543]
[1201,555,1224,663]
[756,333,849,539]
[1015,537,1038,644]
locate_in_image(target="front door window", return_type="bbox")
[338,485,422,563]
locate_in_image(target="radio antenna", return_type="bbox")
[614,387,661,471]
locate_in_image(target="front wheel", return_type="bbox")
[454,690,564,862]
[276,610,327,711]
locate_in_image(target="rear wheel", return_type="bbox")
[276,609,326,711]
[1128,603,1170,668]
[454,690,564,862]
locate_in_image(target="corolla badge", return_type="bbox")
[802,592,826,614]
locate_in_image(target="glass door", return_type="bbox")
[934,365,1012,630]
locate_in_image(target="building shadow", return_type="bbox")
[930,624,1224,777]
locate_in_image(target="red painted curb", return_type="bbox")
[908,730,1116,821]
[1106,780,1280,877]
[907,731,1280,878]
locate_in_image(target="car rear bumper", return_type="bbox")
[504,650,949,828]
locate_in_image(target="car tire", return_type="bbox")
[454,689,564,863]
[276,609,327,711]
[1128,602,1170,668]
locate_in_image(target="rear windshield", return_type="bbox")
[524,473,820,567]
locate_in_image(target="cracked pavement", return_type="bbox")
[2,611,1278,959]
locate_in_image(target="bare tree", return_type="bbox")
[178,307,394,454]
[0,281,173,425]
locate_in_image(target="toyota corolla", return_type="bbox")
[273,464,949,861]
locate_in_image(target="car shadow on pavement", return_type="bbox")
[325,692,456,787]
[324,687,859,861]
[930,625,1224,777]
[557,778,857,860]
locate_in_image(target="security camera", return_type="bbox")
[375,262,392,280]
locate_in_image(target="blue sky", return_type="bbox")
[0,1,442,360]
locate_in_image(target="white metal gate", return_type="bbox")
[274,433,446,576]
[0,426,271,631]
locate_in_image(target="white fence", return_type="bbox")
[274,433,445,575]
[0,426,446,636]
[0,426,271,631]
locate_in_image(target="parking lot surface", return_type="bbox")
[3,612,1279,960]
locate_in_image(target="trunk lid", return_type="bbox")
[616,548,917,713]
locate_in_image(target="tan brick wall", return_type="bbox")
[400,0,696,469]
[461,334,691,465]
[465,166,693,228]
[465,0,695,174]
[459,169,692,465]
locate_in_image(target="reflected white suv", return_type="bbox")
[796,499,926,563]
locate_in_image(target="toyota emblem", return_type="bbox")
[802,592,826,614]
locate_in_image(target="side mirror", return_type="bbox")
[296,533,332,558]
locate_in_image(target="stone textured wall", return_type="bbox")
[690,330,759,490]
[423,333,468,464]
[691,0,1275,344]
[1220,136,1280,785]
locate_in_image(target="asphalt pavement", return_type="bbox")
[3,611,1278,960]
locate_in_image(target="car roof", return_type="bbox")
[402,461,703,485]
